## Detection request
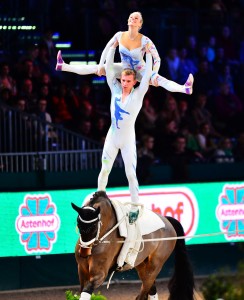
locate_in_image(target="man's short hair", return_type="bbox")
[121,68,137,79]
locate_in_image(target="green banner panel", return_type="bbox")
[1,181,244,257]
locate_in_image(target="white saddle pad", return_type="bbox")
[110,199,165,238]
[110,199,165,268]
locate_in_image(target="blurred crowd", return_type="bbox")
[1,0,244,182]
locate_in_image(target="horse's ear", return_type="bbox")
[71,202,80,213]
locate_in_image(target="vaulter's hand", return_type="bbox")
[96,66,106,76]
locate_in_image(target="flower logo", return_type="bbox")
[216,184,244,241]
[16,194,60,254]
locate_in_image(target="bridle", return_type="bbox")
[78,206,102,249]
[77,206,126,252]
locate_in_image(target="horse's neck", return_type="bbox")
[99,201,116,235]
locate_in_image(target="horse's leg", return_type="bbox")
[135,257,163,300]
[77,263,91,300]
[148,283,158,299]
[135,227,177,300]
[75,254,92,300]
[80,258,111,300]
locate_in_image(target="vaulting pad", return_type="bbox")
[110,199,165,238]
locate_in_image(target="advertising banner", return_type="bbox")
[1,181,244,257]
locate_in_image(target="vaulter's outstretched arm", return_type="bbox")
[97,32,121,76]
[105,41,119,90]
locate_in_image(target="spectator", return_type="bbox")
[194,59,218,97]
[217,25,238,62]
[34,98,52,121]
[77,81,95,106]
[137,134,155,184]
[164,47,180,82]
[213,47,228,74]
[15,98,28,113]
[136,95,158,138]
[76,119,93,138]
[19,78,38,113]
[191,93,220,137]
[154,119,179,161]
[210,0,227,12]
[208,0,227,26]
[165,134,200,182]
[39,28,57,61]
[95,3,120,49]
[156,94,181,128]
[51,81,79,129]
[216,63,235,93]
[178,98,193,129]
[37,73,55,105]
[78,100,94,123]
[15,58,40,91]
[37,45,55,76]
[38,72,53,90]
[91,116,108,143]
[180,123,203,156]
[12,98,32,152]
[15,44,41,82]
[0,88,14,106]
[34,98,58,150]
[206,35,217,63]
[233,132,244,162]
[38,84,53,105]
[213,136,235,163]
[18,44,40,64]
[177,47,198,84]
[185,34,198,66]
[198,43,208,62]
[0,62,17,96]
[214,82,243,135]
[195,122,218,160]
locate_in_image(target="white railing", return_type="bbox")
[0,104,123,172]
[0,151,123,173]
[0,103,102,153]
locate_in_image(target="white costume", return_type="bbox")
[56,32,193,94]
[97,47,152,203]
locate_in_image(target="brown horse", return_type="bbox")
[71,191,195,300]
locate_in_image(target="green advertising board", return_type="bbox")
[1,181,244,257]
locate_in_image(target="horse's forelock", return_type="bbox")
[89,191,110,206]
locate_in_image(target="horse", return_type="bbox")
[71,191,195,300]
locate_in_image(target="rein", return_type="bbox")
[99,229,244,244]
[78,212,126,249]
[97,214,126,243]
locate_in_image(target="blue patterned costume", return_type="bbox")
[97,47,152,204]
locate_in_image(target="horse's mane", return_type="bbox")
[89,191,110,206]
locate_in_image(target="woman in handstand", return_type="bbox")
[56,11,193,94]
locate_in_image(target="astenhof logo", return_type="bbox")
[216,184,244,241]
[15,193,60,254]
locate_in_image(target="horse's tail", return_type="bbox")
[165,216,195,300]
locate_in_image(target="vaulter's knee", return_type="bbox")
[100,167,111,177]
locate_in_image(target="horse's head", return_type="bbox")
[71,202,101,248]
[71,191,116,255]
